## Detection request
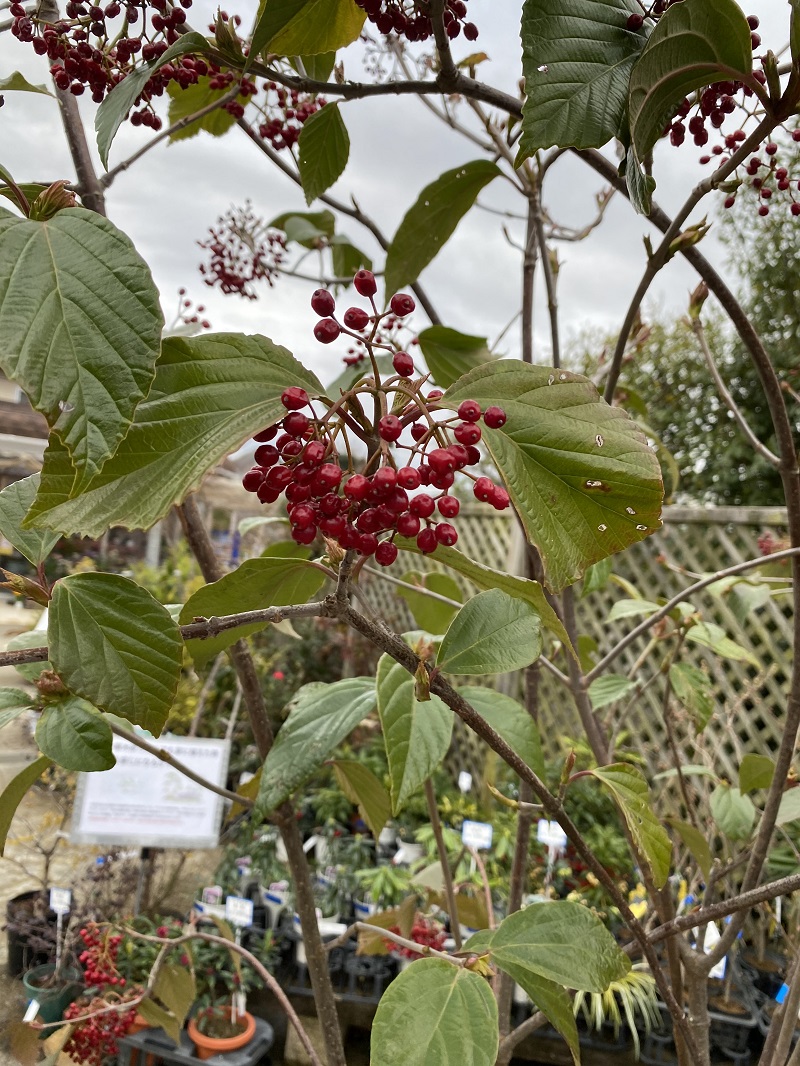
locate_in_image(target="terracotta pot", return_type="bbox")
[188,1008,256,1060]
[127,1012,151,1035]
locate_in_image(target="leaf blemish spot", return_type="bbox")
[626,506,636,515]
[597,524,608,532]
[595,434,604,447]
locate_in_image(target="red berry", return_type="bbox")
[254,443,279,466]
[343,307,370,330]
[457,399,481,422]
[358,532,379,555]
[428,448,455,475]
[416,527,437,553]
[483,406,507,428]
[448,444,470,468]
[473,476,494,502]
[454,421,481,445]
[311,289,335,316]
[396,512,421,537]
[375,540,398,566]
[626,12,644,30]
[435,523,458,546]
[437,495,460,518]
[265,465,293,490]
[431,470,455,490]
[410,423,427,442]
[257,482,281,504]
[290,504,315,527]
[427,389,443,402]
[282,387,309,410]
[292,524,317,544]
[410,494,435,518]
[303,440,326,464]
[791,203,800,216]
[316,463,343,490]
[314,318,341,344]
[379,414,403,441]
[344,474,370,500]
[390,293,415,317]
[373,466,397,492]
[253,425,277,442]
[490,486,510,510]
[397,466,421,490]
[393,351,414,377]
[353,269,377,297]
[283,411,310,436]
[242,468,265,492]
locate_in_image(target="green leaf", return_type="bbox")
[685,621,759,667]
[589,764,671,888]
[238,515,289,537]
[26,334,323,537]
[582,557,612,597]
[622,142,656,216]
[655,764,718,782]
[607,598,660,621]
[0,689,33,731]
[384,161,502,297]
[0,754,51,855]
[0,475,60,566]
[437,589,542,676]
[332,760,390,839]
[327,352,393,397]
[297,103,349,205]
[489,901,630,992]
[95,32,209,166]
[0,183,48,213]
[460,686,544,780]
[35,697,115,772]
[666,817,711,882]
[49,573,182,735]
[166,77,243,142]
[628,0,752,160]
[739,753,775,795]
[150,964,195,1043]
[330,234,372,279]
[777,788,800,828]
[587,674,635,710]
[442,362,663,591]
[0,72,54,96]
[669,662,714,732]
[294,52,337,81]
[371,958,498,1066]
[5,631,51,683]
[518,0,648,159]
[416,327,495,390]
[494,963,579,1065]
[376,654,453,813]
[0,206,163,492]
[256,677,376,814]
[394,538,572,651]
[261,540,310,559]
[710,783,755,841]
[396,570,462,635]
[270,209,336,246]
[179,557,326,666]
[252,0,365,60]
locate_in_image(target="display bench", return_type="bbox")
[116,1020,274,1066]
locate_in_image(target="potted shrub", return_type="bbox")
[22,959,83,1026]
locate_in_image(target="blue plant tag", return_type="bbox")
[776,983,790,1004]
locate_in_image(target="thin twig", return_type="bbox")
[424,778,462,951]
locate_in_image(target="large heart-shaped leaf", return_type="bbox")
[179,557,327,666]
[628,0,752,160]
[25,334,323,537]
[738,753,775,795]
[384,161,502,298]
[5,631,51,683]
[710,783,755,841]
[0,206,163,491]
[459,686,544,780]
[0,474,60,566]
[417,327,495,390]
[49,573,182,735]
[395,539,571,649]
[376,653,453,813]
[443,362,663,591]
[256,678,377,814]
[297,103,350,205]
[588,674,636,709]
[35,697,115,772]
[0,754,51,855]
[437,589,542,675]
[371,958,498,1066]
[95,32,210,166]
[518,0,648,158]
[589,764,671,888]
[669,662,714,732]
[489,901,630,992]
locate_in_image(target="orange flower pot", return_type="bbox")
[188,1008,256,1061]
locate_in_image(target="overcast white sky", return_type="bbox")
[0,0,791,386]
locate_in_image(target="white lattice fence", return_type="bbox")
[360,506,793,788]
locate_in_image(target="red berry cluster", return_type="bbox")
[173,288,211,330]
[198,202,287,298]
[77,922,126,988]
[63,994,138,1066]
[354,0,477,42]
[240,270,510,565]
[386,917,447,958]
[722,142,800,218]
[256,83,327,151]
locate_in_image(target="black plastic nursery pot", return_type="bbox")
[707,977,759,1054]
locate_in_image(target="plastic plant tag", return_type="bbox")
[462,819,493,850]
[537,819,568,849]
[776,983,789,1005]
[49,887,71,914]
[23,1000,40,1023]
[225,895,254,927]
[701,921,727,979]
[458,770,473,793]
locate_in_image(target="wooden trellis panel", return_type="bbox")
[360,506,794,790]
